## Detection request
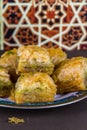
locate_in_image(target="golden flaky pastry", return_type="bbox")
[15,73,57,104]
[17,46,54,75]
[47,47,67,66]
[0,48,18,83]
[0,66,13,97]
[52,57,87,94]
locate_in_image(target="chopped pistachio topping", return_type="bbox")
[8,117,24,124]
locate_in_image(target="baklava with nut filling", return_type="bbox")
[52,57,87,94]
[0,66,13,97]
[17,45,54,75]
[15,72,57,104]
[0,48,18,83]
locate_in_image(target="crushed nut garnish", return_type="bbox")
[8,117,24,124]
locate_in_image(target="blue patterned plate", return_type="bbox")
[0,91,87,109]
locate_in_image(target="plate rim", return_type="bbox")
[0,91,87,109]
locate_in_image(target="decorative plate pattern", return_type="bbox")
[0,0,87,50]
[0,91,87,109]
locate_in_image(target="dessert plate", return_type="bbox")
[0,91,87,109]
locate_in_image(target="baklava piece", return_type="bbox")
[17,45,54,75]
[47,48,67,66]
[0,66,13,97]
[15,73,57,104]
[52,57,87,94]
[0,48,18,83]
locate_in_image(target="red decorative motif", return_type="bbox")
[2,0,87,50]
[3,6,22,24]
[27,6,38,24]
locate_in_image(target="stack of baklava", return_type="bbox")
[0,45,87,104]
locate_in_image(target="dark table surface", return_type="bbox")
[0,50,87,130]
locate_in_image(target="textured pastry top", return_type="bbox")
[17,45,53,65]
[47,47,67,66]
[0,48,17,70]
[15,72,57,103]
[17,45,54,74]
[52,57,87,93]
[15,72,57,93]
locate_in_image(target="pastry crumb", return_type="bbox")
[8,117,24,124]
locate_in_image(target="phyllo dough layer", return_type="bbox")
[17,46,54,75]
[52,57,87,94]
[15,73,57,104]
[47,48,67,66]
[0,49,18,83]
[0,66,13,97]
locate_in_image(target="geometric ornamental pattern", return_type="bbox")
[0,0,87,50]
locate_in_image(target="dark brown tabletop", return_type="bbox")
[0,50,87,130]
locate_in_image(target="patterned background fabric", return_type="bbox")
[0,0,87,50]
